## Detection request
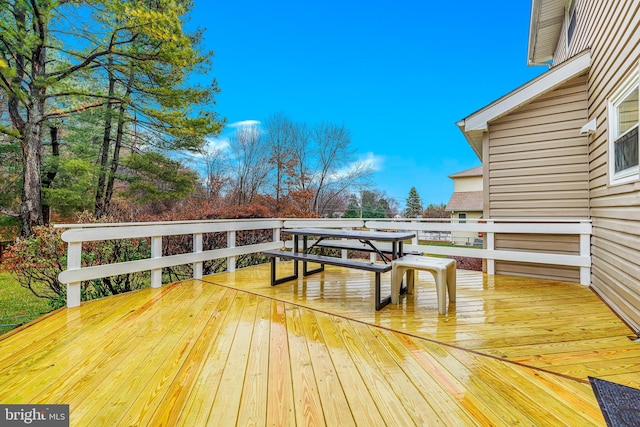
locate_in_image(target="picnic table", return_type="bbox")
[262,227,415,310]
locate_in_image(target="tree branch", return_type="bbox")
[0,123,22,139]
[43,100,119,121]
[44,91,125,103]
[0,205,19,218]
[46,32,139,83]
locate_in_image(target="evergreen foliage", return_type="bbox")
[0,0,222,235]
[405,187,423,218]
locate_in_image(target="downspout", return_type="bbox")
[527,0,555,69]
[528,59,553,68]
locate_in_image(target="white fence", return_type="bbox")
[56,218,592,307]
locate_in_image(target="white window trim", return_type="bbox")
[608,66,640,185]
[566,0,577,50]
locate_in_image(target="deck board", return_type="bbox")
[211,263,636,385]
[177,289,242,427]
[1,262,638,425]
[286,305,326,427]
[267,300,296,427]
[299,309,356,427]
[236,297,271,427]
[313,313,387,426]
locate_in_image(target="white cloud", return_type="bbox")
[358,152,383,172]
[228,119,261,128]
[204,136,231,152]
[329,152,384,181]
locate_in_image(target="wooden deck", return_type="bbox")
[1,262,639,426]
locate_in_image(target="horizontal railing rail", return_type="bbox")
[56,217,591,307]
[365,219,592,278]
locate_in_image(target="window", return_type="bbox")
[567,0,577,46]
[458,213,467,224]
[609,69,639,184]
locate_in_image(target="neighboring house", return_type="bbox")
[445,166,483,245]
[457,1,640,332]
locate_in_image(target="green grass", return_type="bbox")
[418,240,481,248]
[0,271,53,334]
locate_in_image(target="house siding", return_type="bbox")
[453,176,481,192]
[462,0,640,331]
[487,74,590,218]
[447,168,484,246]
[552,0,599,66]
[486,74,589,281]
[494,233,581,282]
[581,0,640,332]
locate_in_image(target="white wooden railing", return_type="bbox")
[56,217,592,308]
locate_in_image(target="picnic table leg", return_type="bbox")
[270,257,276,285]
[301,233,324,276]
[270,256,299,286]
[375,272,391,310]
[395,241,408,294]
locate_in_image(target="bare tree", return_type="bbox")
[287,122,312,191]
[229,125,271,205]
[201,144,231,201]
[263,113,295,212]
[309,122,372,215]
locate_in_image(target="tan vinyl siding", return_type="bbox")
[453,176,482,192]
[496,262,580,282]
[487,75,590,219]
[552,0,598,66]
[485,75,589,281]
[493,233,581,282]
[581,0,640,332]
[496,233,580,253]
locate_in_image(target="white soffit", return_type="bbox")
[528,0,566,65]
[456,49,590,158]
[459,49,590,133]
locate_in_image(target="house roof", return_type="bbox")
[456,49,591,158]
[528,0,566,65]
[445,191,483,212]
[448,166,483,179]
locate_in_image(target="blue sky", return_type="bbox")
[187,1,546,208]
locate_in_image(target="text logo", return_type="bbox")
[0,405,69,426]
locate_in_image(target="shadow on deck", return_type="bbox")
[1,263,638,426]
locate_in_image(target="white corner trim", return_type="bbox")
[463,50,591,132]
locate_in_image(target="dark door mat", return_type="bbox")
[589,377,640,427]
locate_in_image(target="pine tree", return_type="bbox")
[342,201,361,218]
[0,1,222,235]
[405,187,423,218]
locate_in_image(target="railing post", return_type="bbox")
[272,227,282,266]
[151,236,162,288]
[193,232,203,280]
[342,226,352,260]
[227,230,236,272]
[369,227,377,262]
[486,220,495,274]
[67,242,82,307]
[580,224,591,286]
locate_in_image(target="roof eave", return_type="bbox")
[527,0,566,65]
[455,121,483,160]
[457,49,590,159]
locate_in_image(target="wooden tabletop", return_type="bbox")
[281,227,415,241]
